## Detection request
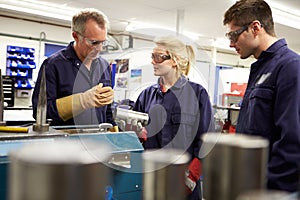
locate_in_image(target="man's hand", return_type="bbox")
[80,83,114,109]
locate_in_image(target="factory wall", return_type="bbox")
[0,15,255,106]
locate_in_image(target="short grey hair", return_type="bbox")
[72,8,109,34]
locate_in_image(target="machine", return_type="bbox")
[0,127,144,200]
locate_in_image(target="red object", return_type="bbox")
[231,82,247,96]
[229,125,236,134]
[138,127,148,143]
[222,82,247,106]
[222,119,231,133]
[185,158,201,194]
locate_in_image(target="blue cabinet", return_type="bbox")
[6,45,35,89]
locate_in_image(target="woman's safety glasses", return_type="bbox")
[151,53,171,63]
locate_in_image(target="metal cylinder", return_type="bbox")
[8,139,112,200]
[201,133,269,200]
[142,149,190,200]
[236,190,292,200]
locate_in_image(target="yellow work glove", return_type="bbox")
[79,83,114,110]
[108,125,119,132]
[56,83,114,121]
[56,93,83,121]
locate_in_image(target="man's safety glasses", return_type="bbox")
[225,24,250,43]
[151,53,171,63]
[76,32,109,47]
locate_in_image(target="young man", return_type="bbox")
[32,8,117,130]
[224,0,300,193]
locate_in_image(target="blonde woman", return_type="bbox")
[133,35,213,200]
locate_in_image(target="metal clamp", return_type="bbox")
[99,123,113,132]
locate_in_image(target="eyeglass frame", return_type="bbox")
[151,53,171,63]
[225,22,252,43]
[76,31,109,47]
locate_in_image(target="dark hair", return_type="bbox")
[223,0,275,36]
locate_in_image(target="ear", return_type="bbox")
[252,20,263,31]
[72,32,79,40]
[171,56,177,67]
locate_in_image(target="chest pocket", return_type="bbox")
[170,112,198,148]
[248,87,274,135]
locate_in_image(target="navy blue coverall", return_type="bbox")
[236,39,300,192]
[133,76,213,200]
[32,42,115,126]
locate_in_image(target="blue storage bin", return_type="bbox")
[6,45,36,90]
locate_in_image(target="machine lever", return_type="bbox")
[99,123,113,132]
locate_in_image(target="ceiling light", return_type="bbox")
[0,0,78,21]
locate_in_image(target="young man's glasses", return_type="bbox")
[225,23,251,43]
[76,32,109,47]
[151,53,171,63]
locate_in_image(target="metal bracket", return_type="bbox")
[107,152,131,169]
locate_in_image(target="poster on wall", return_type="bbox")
[115,59,129,88]
[130,69,142,84]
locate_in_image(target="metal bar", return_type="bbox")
[33,65,49,132]
[51,124,100,130]
[0,69,6,125]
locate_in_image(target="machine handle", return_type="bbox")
[0,126,29,133]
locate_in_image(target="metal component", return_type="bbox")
[142,149,190,200]
[114,107,149,127]
[33,66,49,132]
[8,139,112,200]
[236,190,292,200]
[51,124,100,130]
[0,126,67,141]
[51,124,114,134]
[99,123,113,132]
[108,152,131,168]
[0,126,28,133]
[202,133,269,200]
[0,69,6,126]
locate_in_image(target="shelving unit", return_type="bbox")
[2,75,15,107]
[6,45,35,89]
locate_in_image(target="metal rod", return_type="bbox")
[0,69,6,125]
[33,65,49,132]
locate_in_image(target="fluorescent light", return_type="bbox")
[125,21,174,32]
[126,20,202,42]
[0,0,78,21]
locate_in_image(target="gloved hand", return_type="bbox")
[121,119,148,143]
[185,158,202,194]
[80,83,114,110]
[137,126,148,143]
[56,83,113,121]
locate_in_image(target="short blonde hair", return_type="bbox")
[154,35,195,76]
